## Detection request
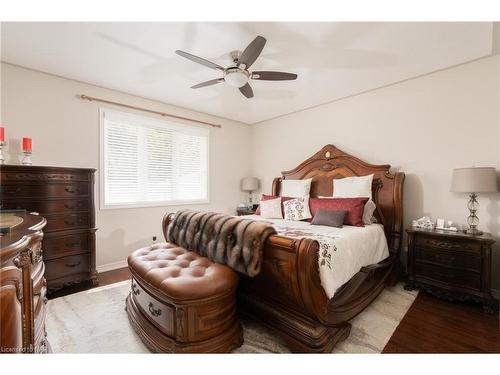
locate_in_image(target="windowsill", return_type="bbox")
[100,199,210,210]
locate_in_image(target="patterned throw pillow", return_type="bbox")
[283,197,312,221]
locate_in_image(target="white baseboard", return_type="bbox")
[96,260,128,273]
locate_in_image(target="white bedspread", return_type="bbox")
[245,215,389,299]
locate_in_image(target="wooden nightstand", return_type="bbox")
[406,227,498,313]
[236,206,257,216]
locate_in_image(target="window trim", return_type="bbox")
[99,107,210,210]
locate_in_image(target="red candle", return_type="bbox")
[22,137,32,152]
[0,127,4,142]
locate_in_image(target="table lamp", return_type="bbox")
[450,167,497,235]
[240,177,259,208]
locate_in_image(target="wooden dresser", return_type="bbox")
[406,227,498,313]
[0,165,98,292]
[0,212,48,353]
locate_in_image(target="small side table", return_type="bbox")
[236,207,257,216]
[405,227,498,314]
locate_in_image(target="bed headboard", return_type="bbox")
[272,144,405,253]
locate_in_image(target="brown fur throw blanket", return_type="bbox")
[166,210,276,277]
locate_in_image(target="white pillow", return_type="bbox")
[281,178,312,198]
[333,174,373,200]
[283,197,312,221]
[259,197,283,219]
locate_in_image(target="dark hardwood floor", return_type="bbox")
[383,292,500,353]
[49,267,499,352]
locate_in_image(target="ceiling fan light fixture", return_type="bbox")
[175,35,298,98]
[223,67,250,88]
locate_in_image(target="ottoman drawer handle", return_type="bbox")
[149,302,162,317]
[131,283,140,295]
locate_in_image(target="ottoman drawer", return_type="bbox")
[131,278,175,336]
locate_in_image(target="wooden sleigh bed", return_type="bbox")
[163,144,405,353]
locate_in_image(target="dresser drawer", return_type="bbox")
[415,247,481,272]
[44,213,89,232]
[45,254,90,281]
[42,232,90,260]
[0,183,89,199]
[1,198,89,214]
[415,262,481,290]
[131,278,175,337]
[415,235,480,252]
[1,169,90,183]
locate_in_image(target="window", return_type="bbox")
[100,108,209,209]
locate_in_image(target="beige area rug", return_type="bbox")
[46,281,417,353]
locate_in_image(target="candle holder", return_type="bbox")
[22,150,32,166]
[0,141,6,165]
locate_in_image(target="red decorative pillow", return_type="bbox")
[255,195,293,215]
[309,197,368,227]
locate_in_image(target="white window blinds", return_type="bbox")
[100,109,209,208]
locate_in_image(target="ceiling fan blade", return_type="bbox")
[239,83,254,98]
[175,50,224,71]
[251,71,298,81]
[238,36,266,69]
[191,78,225,89]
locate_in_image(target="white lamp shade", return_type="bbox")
[240,177,259,191]
[450,167,498,193]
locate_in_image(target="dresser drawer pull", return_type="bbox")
[148,302,162,317]
[64,186,80,194]
[65,261,81,268]
[64,241,82,249]
[131,283,140,295]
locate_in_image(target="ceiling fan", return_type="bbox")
[175,36,298,99]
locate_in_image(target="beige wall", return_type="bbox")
[251,55,500,290]
[1,63,252,269]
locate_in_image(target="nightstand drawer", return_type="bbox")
[415,247,481,272]
[415,235,480,252]
[415,263,481,290]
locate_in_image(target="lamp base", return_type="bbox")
[465,227,483,236]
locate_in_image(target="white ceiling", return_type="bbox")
[0,22,494,124]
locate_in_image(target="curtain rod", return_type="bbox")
[78,94,221,128]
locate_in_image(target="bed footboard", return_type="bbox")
[238,233,397,352]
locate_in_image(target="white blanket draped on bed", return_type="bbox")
[244,215,389,299]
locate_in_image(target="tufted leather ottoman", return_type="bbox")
[126,242,243,353]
